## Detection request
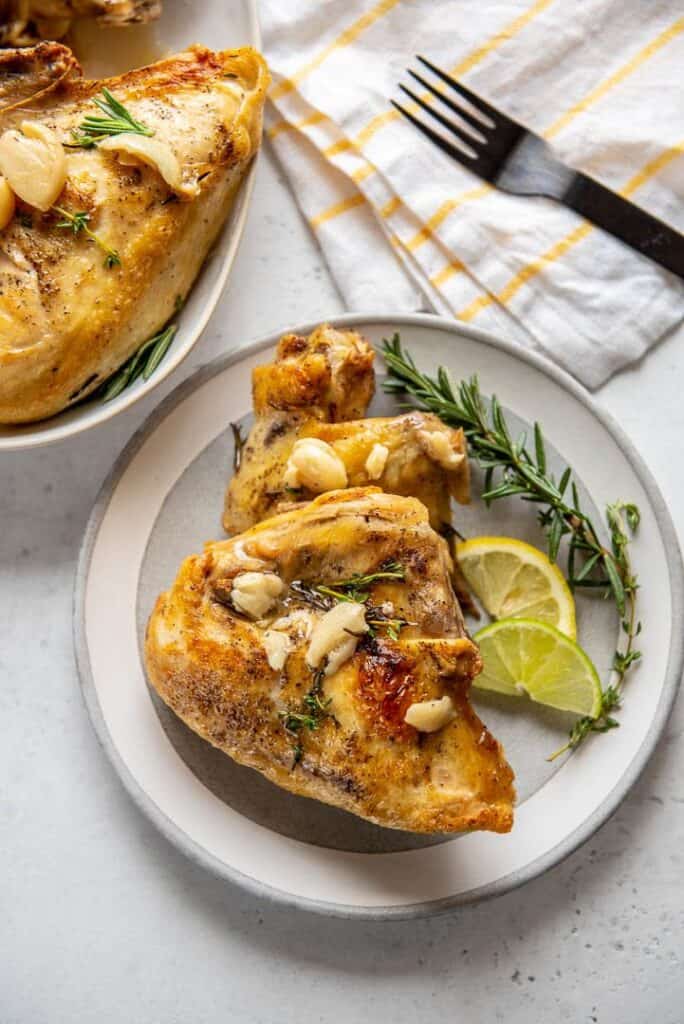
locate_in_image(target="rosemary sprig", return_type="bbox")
[95,323,177,402]
[381,334,641,757]
[69,88,153,148]
[549,501,641,759]
[52,205,120,268]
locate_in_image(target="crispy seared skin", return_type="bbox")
[222,323,470,535]
[146,489,515,834]
[0,42,268,422]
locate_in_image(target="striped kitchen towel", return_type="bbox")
[260,0,684,389]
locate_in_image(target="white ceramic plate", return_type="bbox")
[0,0,260,451]
[74,314,684,919]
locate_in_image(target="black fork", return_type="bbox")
[392,56,684,279]
[394,55,526,185]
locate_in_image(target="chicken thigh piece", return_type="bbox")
[0,42,268,422]
[223,323,376,533]
[223,324,470,535]
[146,488,515,834]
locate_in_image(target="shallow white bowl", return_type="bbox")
[0,0,260,451]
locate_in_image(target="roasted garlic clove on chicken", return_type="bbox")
[0,1,160,47]
[146,488,515,834]
[223,323,470,535]
[0,43,268,423]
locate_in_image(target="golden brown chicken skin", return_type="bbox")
[223,323,470,535]
[146,488,515,834]
[0,42,268,422]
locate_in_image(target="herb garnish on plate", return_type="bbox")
[52,205,120,269]
[381,333,641,758]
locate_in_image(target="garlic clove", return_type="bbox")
[404,696,456,733]
[0,175,16,231]
[284,437,348,494]
[416,428,465,471]
[98,133,198,199]
[0,121,66,211]
[365,442,389,480]
[306,601,368,672]
[262,629,292,671]
[230,571,284,619]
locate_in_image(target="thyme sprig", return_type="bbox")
[69,88,153,148]
[52,205,120,268]
[316,560,405,604]
[280,562,411,765]
[381,334,641,757]
[289,561,411,640]
[279,666,334,768]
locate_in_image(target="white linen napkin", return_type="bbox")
[260,0,684,390]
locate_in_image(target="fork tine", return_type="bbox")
[398,84,481,153]
[407,69,489,138]
[417,55,512,130]
[391,99,496,181]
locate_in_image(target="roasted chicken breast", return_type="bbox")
[146,488,515,834]
[0,1,160,46]
[0,42,268,422]
[223,324,470,535]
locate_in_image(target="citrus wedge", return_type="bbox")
[474,618,602,717]
[456,536,576,638]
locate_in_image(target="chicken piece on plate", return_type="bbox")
[146,488,515,834]
[0,42,268,422]
[222,323,470,535]
[0,1,160,47]
[223,323,376,533]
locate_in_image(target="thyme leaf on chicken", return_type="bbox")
[382,334,641,757]
[316,560,406,604]
[279,666,334,768]
[69,88,154,148]
[52,205,121,269]
[289,561,411,640]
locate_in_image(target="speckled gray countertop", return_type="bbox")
[1,147,683,1024]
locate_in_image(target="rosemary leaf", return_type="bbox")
[96,323,177,402]
[143,325,177,379]
[534,421,546,473]
[70,87,153,148]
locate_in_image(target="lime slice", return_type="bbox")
[456,536,576,639]
[474,618,602,717]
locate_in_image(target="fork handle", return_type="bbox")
[563,172,684,279]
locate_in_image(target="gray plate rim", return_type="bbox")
[73,311,684,921]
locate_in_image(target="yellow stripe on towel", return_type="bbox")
[270,0,403,101]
